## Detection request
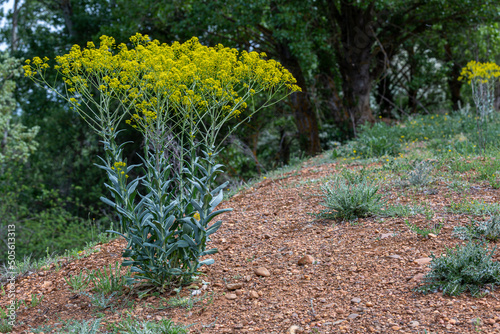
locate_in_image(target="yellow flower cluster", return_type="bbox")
[111,161,128,177]
[24,33,301,132]
[459,61,500,84]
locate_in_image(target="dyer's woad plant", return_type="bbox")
[25,34,300,288]
[459,61,500,149]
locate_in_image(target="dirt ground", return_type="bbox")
[4,158,500,334]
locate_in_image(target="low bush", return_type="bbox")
[415,241,500,296]
[319,174,383,221]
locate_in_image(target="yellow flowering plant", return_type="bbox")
[24,34,300,288]
[459,61,500,149]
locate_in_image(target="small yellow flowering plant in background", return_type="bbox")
[25,33,300,288]
[459,61,500,149]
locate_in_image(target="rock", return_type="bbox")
[428,233,437,238]
[191,290,201,296]
[298,255,314,265]
[391,325,401,330]
[254,267,271,277]
[408,321,419,327]
[226,283,243,290]
[387,255,401,259]
[351,297,361,304]
[288,325,303,334]
[234,323,243,329]
[225,293,237,300]
[411,273,426,282]
[42,281,52,288]
[249,290,259,299]
[365,302,373,307]
[448,319,457,325]
[380,233,395,239]
[332,320,345,325]
[347,313,359,320]
[414,257,432,266]
[263,234,272,239]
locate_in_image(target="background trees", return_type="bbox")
[0,0,499,262]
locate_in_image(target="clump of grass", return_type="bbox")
[80,291,116,310]
[397,160,434,187]
[90,262,128,295]
[318,174,383,221]
[415,241,500,297]
[405,220,443,237]
[164,292,214,311]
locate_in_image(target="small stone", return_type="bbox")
[263,234,272,239]
[387,254,401,259]
[254,267,271,277]
[191,290,201,296]
[249,290,259,299]
[225,293,237,300]
[234,323,243,329]
[42,281,52,288]
[298,255,314,265]
[391,325,401,330]
[411,273,426,282]
[332,320,345,325]
[365,302,373,307]
[288,325,303,334]
[414,257,432,265]
[226,283,243,290]
[351,297,361,304]
[486,318,496,325]
[448,319,457,325]
[347,313,359,320]
[408,321,419,327]
[381,233,395,239]
[428,233,437,238]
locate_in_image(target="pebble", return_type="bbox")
[351,297,361,304]
[288,325,303,334]
[365,302,373,307]
[191,290,201,296]
[387,254,401,259]
[225,293,237,300]
[347,313,359,320]
[408,321,419,327]
[254,267,271,277]
[249,290,259,299]
[380,233,395,239]
[391,325,401,330]
[298,255,314,265]
[448,319,457,325]
[414,257,432,265]
[411,273,426,282]
[226,283,243,290]
[428,233,437,238]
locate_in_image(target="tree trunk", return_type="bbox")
[11,0,20,52]
[444,42,463,111]
[330,1,376,133]
[275,42,321,155]
[59,0,75,39]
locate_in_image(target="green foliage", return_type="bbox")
[405,220,443,237]
[453,216,500,241]
[415,241,500,297]
[164,292,214,311]
[90,262,128,295]
[405,160,434,186]
[378,203,426,218]
[54,318,101,334]
[64,270,91,293]
[111,316,188,334]
[80,291,116,310]
[318,174,383,221]
[448,199,500,215]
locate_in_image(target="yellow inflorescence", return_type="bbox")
[459,61,500,84]
[24,34,301,131]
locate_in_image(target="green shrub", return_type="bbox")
[415,241,500,296]
[406,160,434,186]
[453,216,500,241]
[318,174,383,221]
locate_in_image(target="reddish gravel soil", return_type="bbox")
[3,156,500,334]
